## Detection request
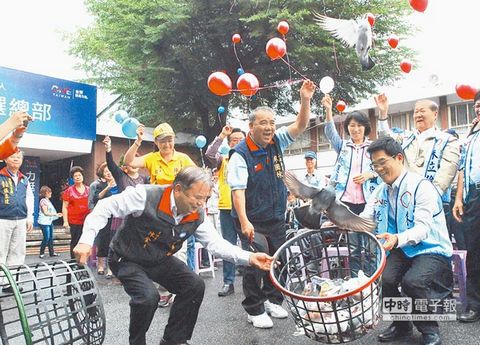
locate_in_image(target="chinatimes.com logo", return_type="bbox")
[382,297,457,321]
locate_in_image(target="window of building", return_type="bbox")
[449,102,475,131]
[284,129,310,155]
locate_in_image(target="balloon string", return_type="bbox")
[230,78,303,94]
[199,148,205,168]
[233,44,244,71]
[283,35,292,82]
[279,57,319,88]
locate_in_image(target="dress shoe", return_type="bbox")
[458,310,480,323]
[218,284,234,297]
[377,323,412,342]
[422,332,441,345]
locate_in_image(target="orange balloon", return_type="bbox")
[409,0,428,12]
[265,37,287,60]
[277,21,289,35]
[400,60,412,73]
[236,73,259,97]
[336,100,346,112]
[232,34,241,44]
[366,13,375,27]
[207,72,233,96]
[455,83,478,100]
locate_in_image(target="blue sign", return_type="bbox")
[0,66,97,140]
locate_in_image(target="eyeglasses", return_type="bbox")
[369,155,396,170]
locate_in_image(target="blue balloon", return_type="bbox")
[114,110,129,124]
[219,145,230,156]
[237,68,245,75]
[122,118,140,138]
[195,135,207,149]
[217,106,225,114]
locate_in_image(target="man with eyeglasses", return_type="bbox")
[227,79,316,329]
[452,91,480,323]
[360,137,452,345]
[374,94,460,208]
[73,166,275,345]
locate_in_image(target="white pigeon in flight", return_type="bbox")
[313,12,375,71]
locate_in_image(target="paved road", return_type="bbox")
[24,255,480,345]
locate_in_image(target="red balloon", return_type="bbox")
[400,60,412,73]
[366,13,375,27]
[409,0,428,12]
[455,83,478,100]
[236,73,259,97]
[277,21,289,35]
[388,34,399,49]
[231,34,241,44]
[207,72,233,96]
[265,37,287,60]
[336,100,346,112]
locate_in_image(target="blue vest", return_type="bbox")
[372,172,452,258]
[402,131,453,203]
[37,198,59,225]
[231,134,287,223]
[330,140,379,201]
[0,168,29,219]
[462,130,480,202]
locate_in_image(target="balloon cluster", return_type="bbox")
[114,110,140,138]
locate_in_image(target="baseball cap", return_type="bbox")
[153,123,175,140]
[304,151,317,160]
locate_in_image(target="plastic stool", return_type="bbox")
[452,249,467,312]
[194,242,215,278]
[320,246,349,278]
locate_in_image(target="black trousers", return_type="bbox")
[234,219,285,315]
[69,224,83,259]
[463,186,480,311]
[109,252,205,345]
[95,217,113,257]
[382,248,453,335]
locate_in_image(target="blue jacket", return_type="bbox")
[230,134,287,223]
[0,167,29,219]
[372,172,452,258]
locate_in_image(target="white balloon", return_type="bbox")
[319,76,335,94]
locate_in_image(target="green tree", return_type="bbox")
[70,0,414,139]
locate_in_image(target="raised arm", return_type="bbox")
[321,94,343,153]
[287,80,316,139]
[124,124,147,168]
[205,125,232,168]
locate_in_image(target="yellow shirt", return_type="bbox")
[144,151,196,185]
[218,157,232,210]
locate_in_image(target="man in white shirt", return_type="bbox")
[361,137,452,345]
[303,150,325,188]
[374,94,460,201]
[73,166,274,345]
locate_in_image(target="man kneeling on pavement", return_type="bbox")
[73,166,275,345]
[360,137,453,345]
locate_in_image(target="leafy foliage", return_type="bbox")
[69,0,415,139]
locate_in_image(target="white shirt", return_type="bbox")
[360,169,437,247]
[79,184,251,265]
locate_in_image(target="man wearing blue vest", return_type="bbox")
[227,79,316,329]
[374,94,460,207]
[0,151,34,293]
[73,166,274,345]
[361,137,452,345]
[453,91,480,323]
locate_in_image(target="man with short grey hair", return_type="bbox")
[228,79,316,329]
[74,166,275,345]
[0,150,34,293]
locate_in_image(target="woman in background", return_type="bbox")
[38,186,62,258]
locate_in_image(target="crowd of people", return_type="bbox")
[0,84,479,345]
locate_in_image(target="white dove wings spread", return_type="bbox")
[284,171,376,233]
